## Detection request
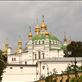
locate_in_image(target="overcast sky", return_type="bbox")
[0,1,82,50]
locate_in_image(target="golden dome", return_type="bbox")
[18,35,22,45]
[35,24,40,33]
[28,32,32,37]
[45,31,49,37]
[18,40,22,46]
[40,16,47,30]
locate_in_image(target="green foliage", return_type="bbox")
[70,77,78,82]
[64,41,82,57]
[0,50,6,81]
[65,65,79,73]
[78,75,82,82]
[70,75,82,82]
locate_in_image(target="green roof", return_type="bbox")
[32,34,59,41]
[61,45,67,50]
[49,34,59,41]
[32,34,45,41]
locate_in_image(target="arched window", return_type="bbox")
[50,40,51,44]
[38,51,41,59]
[43,53,45,59]
[42,40,44,44]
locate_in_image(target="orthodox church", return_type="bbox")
[2,16,82,82]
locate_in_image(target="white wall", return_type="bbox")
[2,66,36,82]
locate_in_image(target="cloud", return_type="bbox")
[0,1,82,51]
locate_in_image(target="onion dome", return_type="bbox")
[45,31,49,37]
[28,26,32,40]
[28,32,32,37]
[18,36,22,49]
[40,16,47,30]
[35,24,40,35]
[16,36,23,54]
[35,16,40,35]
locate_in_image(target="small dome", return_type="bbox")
[45,31,49,36]
[18,35,22,45]
[40,21,47,30]
[35,24,40,33]
[18,39,22,45]
[28,32,32,37]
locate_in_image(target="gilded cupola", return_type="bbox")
[18,35,22,49]
[64,32,67,42]
[28,26,32,40]
[35,16,40,35]
[40,16,47,30]
[16,35,23,54]
[45,31,49,37]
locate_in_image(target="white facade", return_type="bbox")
[2,16,76,82]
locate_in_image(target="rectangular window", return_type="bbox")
[25,61,27,64]
[10,67,13,69]
[20,67,23,69]
[12,58,13,61]
[35,54,37,60]
[14,58,16,61]
[43,53,45,59]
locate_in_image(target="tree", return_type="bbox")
[64,41,82,57]
[0,50,6,81]
[70,75,82,82]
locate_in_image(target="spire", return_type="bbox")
[68,36,71,44]
[42,15,44,22]
[35,16,40,35]
[28,26,32,40]
[64,32,68,46]
[64,32,67,42]
[36,16,38,25]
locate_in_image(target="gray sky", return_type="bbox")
[0,1,82,49]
